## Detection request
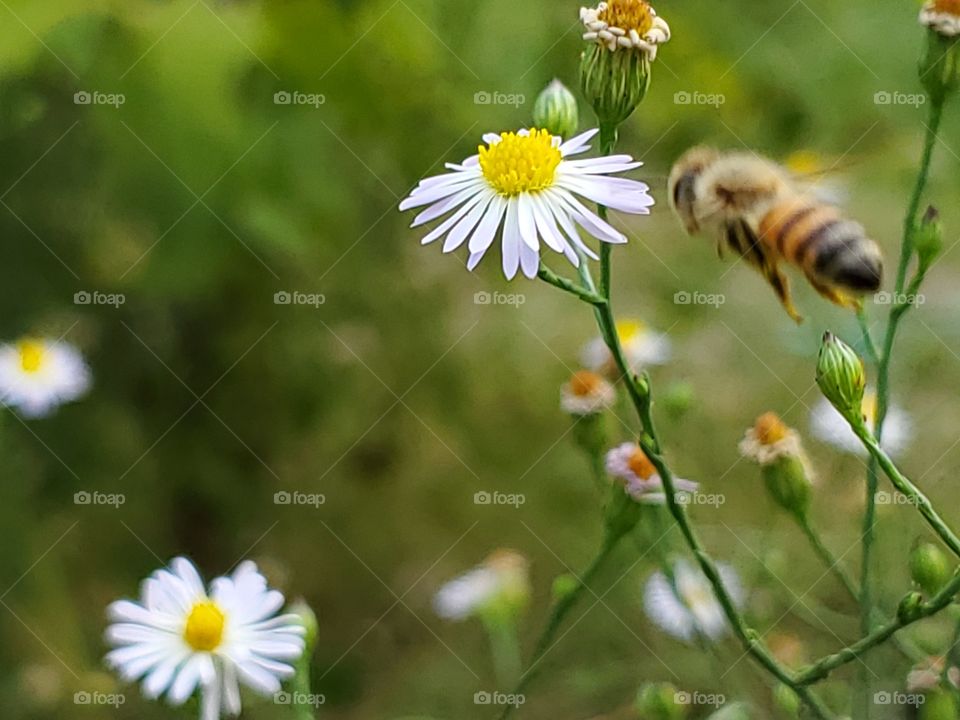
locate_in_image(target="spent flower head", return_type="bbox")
[605,441,697,504]
[433,549,530,624]
[399,129,654,279]
[104,558,306,720]
[579,0,670,126]
[920,0,960,37]
[739,412,814,520]
[560,369,617,415]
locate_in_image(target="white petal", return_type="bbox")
[559,128,599,156]
[501,200,522,280]
[467,196,506,255]
[420,191,488,245]
[516,193,540,251]
[519,241,539,279]
[443,191,495,253]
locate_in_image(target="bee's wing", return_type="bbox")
[782,152,858,207]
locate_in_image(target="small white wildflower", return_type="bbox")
[643,559,744,643]
[0,337,90,418]
[605,442,697,504]
[581,319,671,377]
[433,550,530,622]
[920,0,960,37]
[560,370,617,416]
[580,0,671,59]
[809,391,912,457]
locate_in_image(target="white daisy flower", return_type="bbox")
[560,370,617,416]
[398,128,654,280]
[809,390,912,457]
[434,550,530,621]
[580,0,671,58]
[581,318,671,377]
[605,442,698,504]
[643,559,744,644]
[105,557,306,720]
[920,0,960,36]
[0,337,90,418]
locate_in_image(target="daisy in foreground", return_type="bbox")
[0,337,90,418]
[105,557,305,720]
[398,128,654,279]
[809,390,912,457]
[605,441,697,503]
[644,558,744,644]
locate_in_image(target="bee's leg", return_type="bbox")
[806,274,863,312]
[764,263,804,323]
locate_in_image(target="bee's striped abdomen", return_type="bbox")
[758,198,882,293]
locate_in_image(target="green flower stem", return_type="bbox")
[851,418,960,560]
[856,95,944,719]
[537,263,607,306]
[855,308,880,366]
[796,569,960,686]
[291,650,316,720]
[497,531,622,720]
[797,516,860,603]
[483,617,522,688]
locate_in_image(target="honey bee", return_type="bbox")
[668,146,883,322]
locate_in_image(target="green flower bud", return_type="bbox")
[774,684,801,717]
[910,541,952,596]
[662,380,696,418]
[816,332,866,426]
[532,80,579,140]
[635,682,688,720]
[897,591,924,623]
[921,690,959,720]
[580,44,651,128]
[915,206,944,271]
[762,455,812,521]
[551,573,579,602]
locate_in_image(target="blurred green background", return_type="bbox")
[2,0,960,718]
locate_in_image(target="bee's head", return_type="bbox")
[668,146,721,235]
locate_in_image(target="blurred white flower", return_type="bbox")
[643,559,744,643]
[581,319,671,376]
[809,391,912,457]
[920,0,960,36]
[105,557,305,720]
[0,337,90,417]
[399,128,654,280]
[560,370,617,416]
[605,442,697,504]
[580,0,671,58]
[739,411,809,468]
[433,550,530,621]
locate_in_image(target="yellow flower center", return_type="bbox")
[569,370,605,397]
[754,412,790,446]
[627,447,656,480]
[615,319,645,344]
[183,600,225,652]
[17,340,46,374]
[598,0,655,33]
[479,129,561,197]
[933,0,960,16]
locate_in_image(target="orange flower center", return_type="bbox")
[933,0,960,16]
[627,447,656,480]
[569,370,604,397]
[754,412,790,446]
[599,0,655,33]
